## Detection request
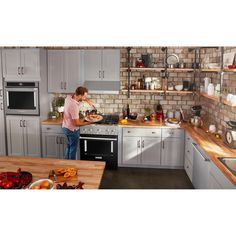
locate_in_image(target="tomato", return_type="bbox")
[0,179,14,189]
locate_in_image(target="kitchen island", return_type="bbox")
[0,157,105,189]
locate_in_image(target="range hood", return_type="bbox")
[84,81,120,94]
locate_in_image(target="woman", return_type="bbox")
[62,86,95,160]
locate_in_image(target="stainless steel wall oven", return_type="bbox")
[4,82,39,116]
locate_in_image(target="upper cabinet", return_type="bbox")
[2,48,40,81]
[82,49,120,81]
[48,50,82,93]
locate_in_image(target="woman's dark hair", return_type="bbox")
[75,86,88,96]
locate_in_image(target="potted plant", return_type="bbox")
[55,96,65,113]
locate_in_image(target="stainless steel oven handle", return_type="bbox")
[80,137,117,141]
[111,141,113,153]
[6,91,9,107]
[33,91,36,107]
[84,140,87,152]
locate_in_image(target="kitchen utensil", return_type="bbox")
[167,54,179,66]
[207,83,215,96]
[203,77,211,93]
[175,84,183,91]
[224,128,236,149]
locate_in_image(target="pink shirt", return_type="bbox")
[62,95,80,131]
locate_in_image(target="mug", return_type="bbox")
[227,93,233,102]
[209,124,216,133]
[230,95,236,105]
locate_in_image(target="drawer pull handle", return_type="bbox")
[46,128,51,130]
[127,131,131,133]
[152,132,156,134]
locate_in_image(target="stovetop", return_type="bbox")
[96,114,119,125]
[80,114,120,135]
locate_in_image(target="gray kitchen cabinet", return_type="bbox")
[0,102,6,156]
[161,138,184,167]
[82,49,120,81]
[161,129,184,167]
[184,132,194,181]
[2,48,40,81]
[48,50,82,93]
[208,162,235,189]
[192,142,210,189]
[122,136,141,165]
[6,116,41,157]
[122,128,162,166]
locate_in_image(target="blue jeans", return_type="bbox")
[63,128,80,160]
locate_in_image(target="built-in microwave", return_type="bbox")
[4,82,40,116]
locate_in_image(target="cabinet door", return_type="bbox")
[2,49,21,80]
[0,107,6,155]
[64,50,81,93]
[161,138,184,167]
[42,133,60,158]
[48,50,64,92]
[122,136,141,165]
[58,135,67,159]
[23,117,41,157]
[20,49,40,80]
[83,50,102,81]
[141,137,161,165]
[0,50,3,93]
[6,116,24,156]
[102,49,120,81]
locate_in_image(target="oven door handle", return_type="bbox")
[84,140,87,152]
[33,91,37,108]
[6,91,9,107]
[80,137,117,141]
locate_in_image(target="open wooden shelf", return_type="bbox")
[167,68,194,72]
[122,89,193,94]
[120,67,194,72]
[200,68,221,73]
[200,92,236,107]
[223,68,236,73]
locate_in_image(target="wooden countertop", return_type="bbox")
[42,118,236,186]
[0,157,105,189]
[182,123,236,186]
[42,118,63,125]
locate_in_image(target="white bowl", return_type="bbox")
[175,85,183,91]
[28,179,54,190]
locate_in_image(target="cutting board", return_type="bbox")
[48,169,78,183]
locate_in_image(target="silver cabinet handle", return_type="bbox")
[142,140,144,148]
[162,141,164,149]
[61,82,63,90]
[18,67,21,75]
[137,140,141,148]
[64,82,66,90]
[0,89,2,98]
[0,102,3,110]
[6,91,9,107]
[23,120,26,127]
[102,70,104,78]
[21,67,24,75]
[192,143,210,162]
[20,120,23,127]
[127,131,131,133]
[56,136,59,144]
[99,70,101,78]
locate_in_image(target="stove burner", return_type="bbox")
[97,114,119,125]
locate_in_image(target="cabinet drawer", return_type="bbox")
[162,128,183,138]
[184,157,193,182]
[185,150,193,165]
[123,128,161,137]
[42,125,63,133]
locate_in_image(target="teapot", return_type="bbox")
[191,116,203,127]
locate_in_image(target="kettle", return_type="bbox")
[191,116,203,127]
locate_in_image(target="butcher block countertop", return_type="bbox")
[0,157,105,189]
[42,118,63,125]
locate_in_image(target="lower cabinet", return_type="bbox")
[122,136,161,165]
[184,132,194,181]
[42,124,80,159]
[6,116,41,157]
[208,162,235,189]
[42,125,66,159]
[122,128,183,168]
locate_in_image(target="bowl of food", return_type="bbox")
[28,179,54,190]
[129,112,138,120]
[175,84,183,91]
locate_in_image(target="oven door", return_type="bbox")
[80,134,118,169]
[5,87,39,115]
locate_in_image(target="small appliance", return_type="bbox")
[224,121,236,149]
